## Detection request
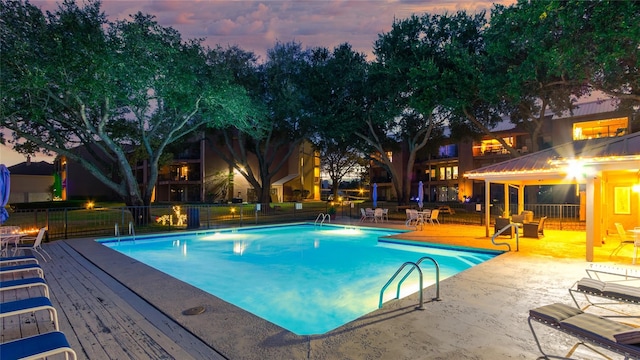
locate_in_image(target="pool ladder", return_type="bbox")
[379,256,441,310]
[114,222,136,244]
[314,213,331,226]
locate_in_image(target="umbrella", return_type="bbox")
[0,164,10,224]
[372,183,378,208]
[418,181,424,209]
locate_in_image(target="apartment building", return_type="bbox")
[373,98,637,204]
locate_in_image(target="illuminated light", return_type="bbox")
[85,201,95,210]
[633,184,640,193]
[200,232,249,241]
[233,240,248,255]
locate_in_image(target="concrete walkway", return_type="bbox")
[9,221,640,359]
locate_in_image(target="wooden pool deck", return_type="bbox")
[2,222,639,359]
[1,241,224,359]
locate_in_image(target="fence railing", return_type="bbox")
[3,202,333,241]
[2,201,585,241]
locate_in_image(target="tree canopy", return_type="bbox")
[0,0,256,207]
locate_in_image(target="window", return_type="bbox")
[572,117,629,140]
[473,137,513,155]
[438,144,458,158]
[452,166,458,180]
[439,167,445,180]
[386,151,393,163]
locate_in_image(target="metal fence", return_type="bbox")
[4,202,334,240]
[2,201,585,241]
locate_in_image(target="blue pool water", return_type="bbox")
[100,223,499,335]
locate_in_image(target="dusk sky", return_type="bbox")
[1,0,514,166]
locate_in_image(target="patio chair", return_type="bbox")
[0,254,39,266]
[528,302,640,359]
[523,216,547,238]
[405,209,420,227]
[0,262,45,278]
[382,208,389,222]
[360,208,374,222]
[610,223,636,258]
[0,296,59,330]
[494,217,514,238]
[1,276,50,298]
[374,208,384,222]
[0,331,77,360]
[13,227,52,261]
[425,209,440,225]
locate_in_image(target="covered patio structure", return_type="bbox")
[466,132,640,261]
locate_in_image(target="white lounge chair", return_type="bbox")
[13,227,51,261]
[0,331,77,360]
[0,296,59,330]
[0,276,50,298]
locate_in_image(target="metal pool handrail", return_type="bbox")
[491,223,520,251]
[314,213,330,226]
[379,261,424,310]
[396,256,441,302]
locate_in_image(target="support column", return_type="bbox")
[485,181,491,237]
[504,183,510,217]
[585,176,602,262]
[518,185,525,215]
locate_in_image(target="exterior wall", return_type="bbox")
[154,135,320,204]
[8,174,52,203]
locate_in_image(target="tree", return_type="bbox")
[316,140,366,201]
[547,0,640,102]
[484,1,589,153]
[206,42,316,205]
[0,0,254,210]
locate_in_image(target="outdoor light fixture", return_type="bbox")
[85,201,95,210]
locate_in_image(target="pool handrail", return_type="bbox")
[379,261,424,310]
[491,223,520,251]
[396,256,441,302]
[314,213,331,227]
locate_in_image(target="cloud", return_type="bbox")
[29,0,514,59]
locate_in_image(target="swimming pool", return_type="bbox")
[100,223,500,335]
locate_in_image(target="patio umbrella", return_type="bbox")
[0,164,10,224]
[418,181,424,209]
[372,183,378,208]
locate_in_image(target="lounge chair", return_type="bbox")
[610,223,636,258]
[0,262,45,278]
[0,331,77,360]
[0,254,39,266]
[529,302,640,359]
[494,217,514,238]
[523,216,547,238]
[13,227,52,261]
[1,276,50,298]
[569,266,640,310]
[0,296,59,330]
